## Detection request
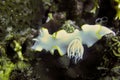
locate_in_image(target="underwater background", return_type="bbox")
[0,0,120,80]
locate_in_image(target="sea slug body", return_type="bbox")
[32,24,115,63]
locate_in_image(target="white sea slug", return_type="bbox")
[31,24,115,63]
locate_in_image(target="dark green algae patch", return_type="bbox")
[0,0,120,80]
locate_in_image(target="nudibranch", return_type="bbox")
[31,24,115,63]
